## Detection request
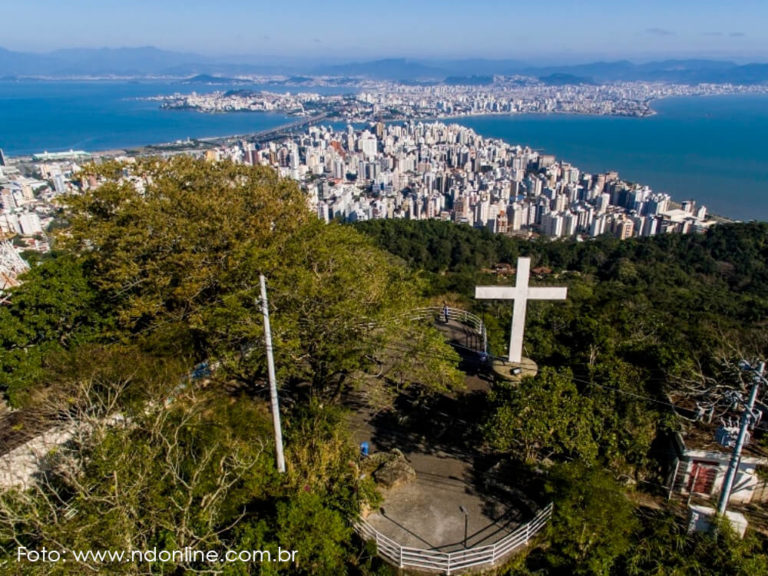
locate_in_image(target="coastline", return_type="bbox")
[5,107,661,161]
[4,88,767,221]
[6,81,768,158]
[27,103,737,162]
[106,90,768,136]
[4,115,740,225]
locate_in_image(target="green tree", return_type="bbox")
[203,218,464,402]
[545,463,638,576]
[1,157,465,573]
[621,511,768,576]
[63,157,311,334]
[1,351,279,574]
[485,368,600,463]
[0,253,110,405]
[59,158,463,404]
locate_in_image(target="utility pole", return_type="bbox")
[259,274,286,473]
[717,360,764,516]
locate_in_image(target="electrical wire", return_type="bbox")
[55,279,759,421]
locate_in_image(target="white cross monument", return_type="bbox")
[475,257,567,364]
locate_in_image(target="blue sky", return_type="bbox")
[4,0,767,62]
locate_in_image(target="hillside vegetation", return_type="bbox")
[356,218,768,575]
[0,158,461,575]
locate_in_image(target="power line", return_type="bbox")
[272,316,695,414]
[50,284,704,418]
[569,376,681,411]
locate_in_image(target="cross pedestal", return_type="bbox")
[475,257,567,364]
[491,356,539,383]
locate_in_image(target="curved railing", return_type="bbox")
[410,306,488,354]
[355,502,552,575]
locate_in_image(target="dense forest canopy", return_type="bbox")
[354,218,768,574]
[355,218,768,374]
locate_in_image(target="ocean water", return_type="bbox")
[1,81,767,221]
[0,80,297,156]
[454,95,768,222]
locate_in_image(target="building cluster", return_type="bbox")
[0,116,717,293]
[211,121,712,239]
[152,79,768,122]
[0,149,92,294]
[0,150,118,293]
[356,80,768,120]
[355,80,665,119]
[0,149,70,252]
[153,90,327,115]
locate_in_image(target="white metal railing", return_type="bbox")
[355,502,552,575]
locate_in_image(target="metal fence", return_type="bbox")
[411,306,488,353]
[355,503,552,575]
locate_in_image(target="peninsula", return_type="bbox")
[147,77,768,121]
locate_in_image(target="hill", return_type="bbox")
[2,46,768,84]
[1,169,767,573]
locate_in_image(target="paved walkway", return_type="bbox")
[348,312,524,552]
[435,317,485,354]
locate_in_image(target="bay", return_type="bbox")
[0,80,303,156]
[453,95,768,222]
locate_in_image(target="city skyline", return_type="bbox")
[4,0,768,62]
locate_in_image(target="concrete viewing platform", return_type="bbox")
[346,304,551,572]
[363,451,524,552]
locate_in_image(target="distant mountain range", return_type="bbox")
[1,46,768,85]
[0,47,303,77]
[525,59,768,84]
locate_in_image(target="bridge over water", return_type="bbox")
[188,113,331,150]
[249,113,330,143]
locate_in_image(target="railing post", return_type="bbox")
[399,544,403,569]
